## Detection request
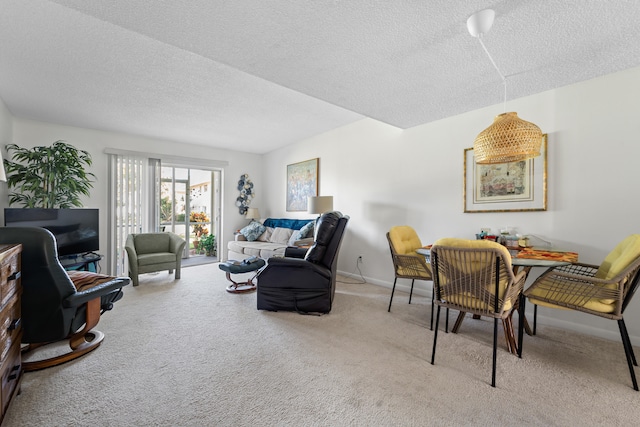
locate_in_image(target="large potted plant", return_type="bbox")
[3,140,95,208]
[201,234,216,257]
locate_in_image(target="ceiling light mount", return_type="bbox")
[467,9,495,38]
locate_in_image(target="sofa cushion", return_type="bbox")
[240,221,266,241]
[288,230,302,246]
[228,240,288,259]
[270,227,294,244]
[257,226,274,242]
[137,252,177,266]
[299,221,315,238]
[134,234,170,254]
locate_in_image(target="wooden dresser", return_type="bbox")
[0,244,22,424]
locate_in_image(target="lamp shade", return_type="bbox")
[473,112,543,164]
[308,196,333,214]
[245,208,260,220]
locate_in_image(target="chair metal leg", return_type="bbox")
[491,318,498,388]
[518,294,525,358]
[387,278,398,312]
[408,279,415,304]
[445,308,450,333]
[430,286,434,330]
[533,303,538,335]
[452,311,466,333]
[618,319,639,391]
[619,318,637,366]
[431,305,442,365]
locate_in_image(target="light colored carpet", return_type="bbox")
[4,264,640,426]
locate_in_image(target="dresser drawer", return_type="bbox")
[0,292,21,363]
[0,248,20,307]
[0,343,21,416]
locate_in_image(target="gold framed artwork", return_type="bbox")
[464,134,547,213]
[286,158,319,211]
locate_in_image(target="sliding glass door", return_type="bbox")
[160,166,220,262]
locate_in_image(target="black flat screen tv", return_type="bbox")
[4,208,99,257]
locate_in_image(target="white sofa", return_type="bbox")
[227,218,314,261]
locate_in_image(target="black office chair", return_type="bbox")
[257,211,349,314]
[0,227,130,371]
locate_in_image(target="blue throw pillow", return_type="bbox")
[240,221,267,242]
[299,221,315,238]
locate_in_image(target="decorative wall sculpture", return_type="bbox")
[236,174,254,214]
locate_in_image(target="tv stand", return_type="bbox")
[59,252,102,271]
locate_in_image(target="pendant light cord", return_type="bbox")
[477,36,507,112]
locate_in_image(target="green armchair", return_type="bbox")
[125,232,186,286]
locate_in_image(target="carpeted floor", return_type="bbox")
[3,263,640,426]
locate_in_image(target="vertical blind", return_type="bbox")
[107,154,160,275]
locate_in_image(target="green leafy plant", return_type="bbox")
[4,140,95,208]
[200,234,216,256]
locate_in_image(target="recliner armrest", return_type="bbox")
[284,247,308,258]
[263,257,331,280]
[63,277,130,308]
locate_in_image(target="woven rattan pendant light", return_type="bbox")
[467,9,542,164]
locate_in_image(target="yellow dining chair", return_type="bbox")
[524,234,640,390]
[430,238,526,388]
[387,226,435,328]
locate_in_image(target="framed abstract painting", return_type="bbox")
[286,158,319,211]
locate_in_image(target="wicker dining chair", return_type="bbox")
[387,226,435,328]
[430,238,527,388]
[524,234,640,390]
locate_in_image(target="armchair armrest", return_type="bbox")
[169,232,187,254]
[124,234,137,257]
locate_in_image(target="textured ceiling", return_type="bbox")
[0,0,639,154]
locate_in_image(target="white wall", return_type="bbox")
[0,98,12,207]
[4,118,264,265]
[262,65,640,342]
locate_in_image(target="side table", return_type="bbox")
[59,253,103,272]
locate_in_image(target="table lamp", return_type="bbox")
[245,208,260,223]
[308,196,333,215]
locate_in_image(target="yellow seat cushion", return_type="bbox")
[527,294,615,314]
[432,238,514,312]
[389,226,422,255]
[593,234,640,304]
[595,234,640,280]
